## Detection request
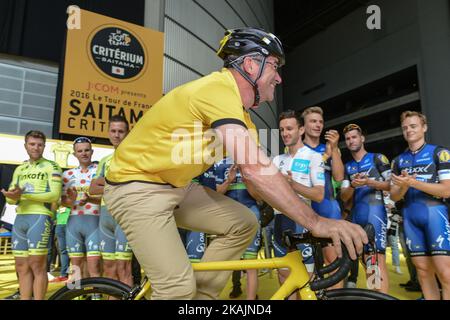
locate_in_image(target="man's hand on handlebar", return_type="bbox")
[309,217,368,260]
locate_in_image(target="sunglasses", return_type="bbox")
[73,137,92,145]
[343,124,362,134]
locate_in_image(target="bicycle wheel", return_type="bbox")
[322,288,397,300]
[48,277,132,300]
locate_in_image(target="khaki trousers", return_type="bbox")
[104,182,258,299]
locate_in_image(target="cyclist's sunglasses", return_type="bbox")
[343,123,362,134]
[73,136,92,145]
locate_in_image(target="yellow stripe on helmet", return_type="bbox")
[217,31,232,56]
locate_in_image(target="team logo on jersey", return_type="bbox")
[438,150,450,163]
[379,154,389,165]
[398,158,410,168]
[22,183,34,193]
[20,172,48,181]
[317,172,325,180]
[196,243,205,253]
[302,246,313,259]
[202,171,215,179]
[291,159,310,174]
[360,163,371,170]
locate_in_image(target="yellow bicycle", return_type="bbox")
[48,225,396,300]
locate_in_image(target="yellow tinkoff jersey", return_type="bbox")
[106,68,257,187]
[6,158,62,216]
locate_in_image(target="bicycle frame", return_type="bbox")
[134,250,317,300]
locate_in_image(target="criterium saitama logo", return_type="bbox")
[89,26,146,80]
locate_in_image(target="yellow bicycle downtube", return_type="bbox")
[270,251,317,300]
[134,279,152,300]
[191,251,317,300]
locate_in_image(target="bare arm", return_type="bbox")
[389,181,408,202]
[366,179,391,192]
[243,178,263,201]
[1,187,21,204]
[410,179,450,198]
[216,165,237,194]
[89,177,105,196]
[1,169,21,204]
[216,181,231,194]
[391,171,450,200]
[61,187,101,207]
[84,194,102,205]
[215,123,368,259]
[61,196,74,208]
[61,187,77,208]
[325,130,345,182]
[340,186,354,203]
[331,151,345,182]
[288,177,324,202]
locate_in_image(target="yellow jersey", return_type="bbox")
[106,68,257,187]
[6,158,62,216]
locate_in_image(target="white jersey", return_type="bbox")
[272,146,325,213]
[62,163,99,216]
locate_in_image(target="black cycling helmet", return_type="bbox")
[217,27,285,66]
[217,27,284,106]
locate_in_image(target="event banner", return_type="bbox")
[59,9,164,138]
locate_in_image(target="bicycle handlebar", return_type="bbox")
[282,224,376,291]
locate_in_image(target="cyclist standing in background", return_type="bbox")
[272,110,325,298]
[89,115,133,286]
[340,123,391,293]
[103,27,367,299]
[301,106,345,288]
[62,137,101,282]
[390,111,450,300]
[49,205,71,283]
[1,131,62,300]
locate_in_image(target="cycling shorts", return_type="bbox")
[242,204,261,260]
[99,206,132,261]
[403,203,450,256]
[66,215,100,258]
[273,214,314,272]
[351,203,387,254]
[312,198,342,220]
[12,214,52,257]
[179,229,206,262]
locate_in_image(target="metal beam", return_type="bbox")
[326,91,420,128]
